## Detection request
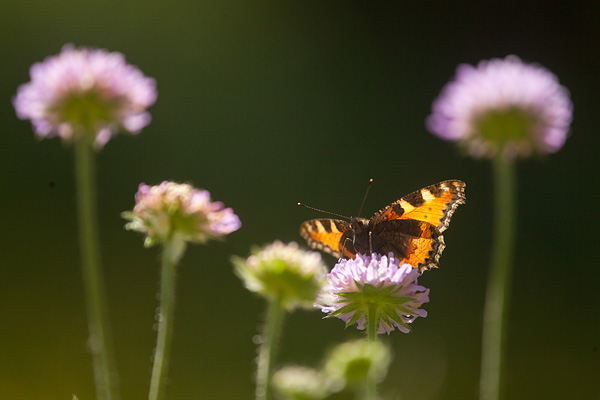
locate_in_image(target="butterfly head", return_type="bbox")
[348,217,371,256]
[349,217,369,233]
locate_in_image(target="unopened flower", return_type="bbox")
[323,339,391,390]
[13,44,157,147]
[272,366,331,400]
[427,56,573,159]
[123,182,241,252]
[318,253,429,334]
[232,241,327,310]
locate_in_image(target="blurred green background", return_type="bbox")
[1,1,599,399]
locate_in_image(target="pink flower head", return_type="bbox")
[318,253,429,334]
[427,56,573,159]
[13,44,157,147]
[123,182,241,247]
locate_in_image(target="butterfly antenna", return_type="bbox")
[356,178,374,218]
[297,203,350,220]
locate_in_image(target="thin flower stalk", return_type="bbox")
[255,297,286,400]
[148,238,179,400]
[480,156,516,400]
[75,134,120,400]
[365,304,379,400]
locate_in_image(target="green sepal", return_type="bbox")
[384,310,411,331]
[345,310,364,327]
[144,236,157,248]
[120,210,136,221]
[396,305,417,315]
[388,296,415,304]
[329,303,362,317]
[230,255,246,271]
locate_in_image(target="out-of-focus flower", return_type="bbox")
[123,182,240,258]
[232,241,327,310]
[318,253,429,334]
[427,56,573,159]
[272,366,331,400]
[323,339,391,390]
[14,44,157,147]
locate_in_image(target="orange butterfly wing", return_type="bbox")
[370,180,466,271]
[372,180,466,232]
[299,219,355,258]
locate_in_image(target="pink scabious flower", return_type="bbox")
[427,56,573,159]
[123,181,241,248]
[13,44,157,147]
[318,253,429,334]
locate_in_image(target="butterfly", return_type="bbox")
[299,180,466,272]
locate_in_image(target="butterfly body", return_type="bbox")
[300,180,466,272]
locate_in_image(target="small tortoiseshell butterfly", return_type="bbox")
[300,180,466,272]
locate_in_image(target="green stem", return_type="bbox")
[255,297,286,400]
[479,156,517,400]
[148,240,180,400]
[364,304,378,400]
[74,137,120,400]
[366,304,378,343]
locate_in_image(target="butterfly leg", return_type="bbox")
[341,237,353,259]
[368,231,373,254]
